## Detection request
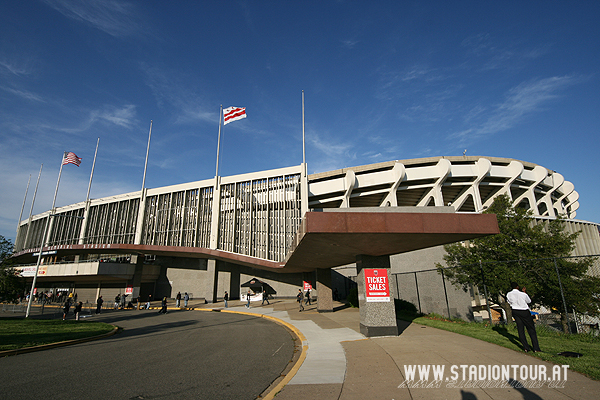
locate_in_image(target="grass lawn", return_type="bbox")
[0,318,115,351]
[399,313,600,381]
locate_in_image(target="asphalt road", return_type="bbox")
[0,309,295,400]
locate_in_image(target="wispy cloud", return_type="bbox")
[141,63,216,124]
[307,130,357,173]
[400,66,433,82]
[0,86,44,102]
[41,0,144,37]
[462,33,551,71]
[341,39,359,49]
[0,59,32,76]
[453,75,579,140]
[92,104,137,128]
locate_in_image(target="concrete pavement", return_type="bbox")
[216,299,600,400]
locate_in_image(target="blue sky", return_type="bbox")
[1,1,599,242]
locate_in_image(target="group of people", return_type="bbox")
[296,288,312,311]
[242,287,311,311]
[175,292,190,307]
[92,292,191,315]
[31,290,77,305]
[62,298,84,321]
[243,288,272,309]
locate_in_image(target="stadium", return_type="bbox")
[12,155,600,321]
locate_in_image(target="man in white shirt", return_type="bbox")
[507,282,541,352]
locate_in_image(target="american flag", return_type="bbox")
[223,106,246,125]
[62,152,82,167]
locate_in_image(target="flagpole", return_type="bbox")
[86,138,100,202]
[215,105,223,177]
[26,153,67,318]
[23,164,43,249]
[142,121,153,190]
[17,174,32,231]
[302,90,306,166]
[300,91,309,216]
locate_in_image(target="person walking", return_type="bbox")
[62,300,71,320]
[246,290,252,308]
[184,292,189,307]
[176,292,182,307]
[224,291,229,308]
[297,289,305,312]
[262,289,270,306]
[507,282,541,352]
[158,297,168,314]
[146,294,152,309]
[96,296,103,314]
[305,289,311,305]
[114,294,120,310]
[74,301,83,321]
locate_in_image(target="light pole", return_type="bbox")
[25,213,84,318]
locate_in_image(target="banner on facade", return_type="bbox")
[18,266,47,277]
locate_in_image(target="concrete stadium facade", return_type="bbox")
[13,156,600,319]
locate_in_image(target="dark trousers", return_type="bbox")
[512,309,541,351]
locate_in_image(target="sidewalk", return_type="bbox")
[218,299,600,400]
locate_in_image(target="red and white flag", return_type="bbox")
[223,106,246,125]
[62,152,82,167]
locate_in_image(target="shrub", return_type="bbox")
[394,298,420,319]
[347,287,359,308]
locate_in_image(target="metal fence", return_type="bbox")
[392,254,600,335]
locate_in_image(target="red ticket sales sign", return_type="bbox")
[364,269,390,302]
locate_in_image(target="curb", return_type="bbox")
[216,308,308,399]
[0,325,119,358]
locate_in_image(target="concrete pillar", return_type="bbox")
[316,268,333,313]
[356,254,398,337]
[96,283,101,304]
[204,259,219,303]
[130,255,144,300]
[134,189,147,245]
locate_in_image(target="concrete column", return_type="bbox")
[96,283,101,303]
[316,268,333,313]
[78,200,91,245]
[209,177,221,250]
[356,254,398,337]
[134,189,146,245]
[300,163,309,216]
[204,259,219,303]
[130,255,144,300]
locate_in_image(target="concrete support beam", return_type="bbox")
[356,254,398,337]
[130,255,144,300]
[204,259,219,303]
[317,268,333,312]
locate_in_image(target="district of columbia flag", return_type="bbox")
[63,152,82,167]
[223,106,246,125]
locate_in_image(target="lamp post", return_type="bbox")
[25,214,84,318]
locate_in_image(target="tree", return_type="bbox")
[438,194,600,333]
[0,235,26,303]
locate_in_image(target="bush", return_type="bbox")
[347,287,359,308]
[394,299,421,318]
